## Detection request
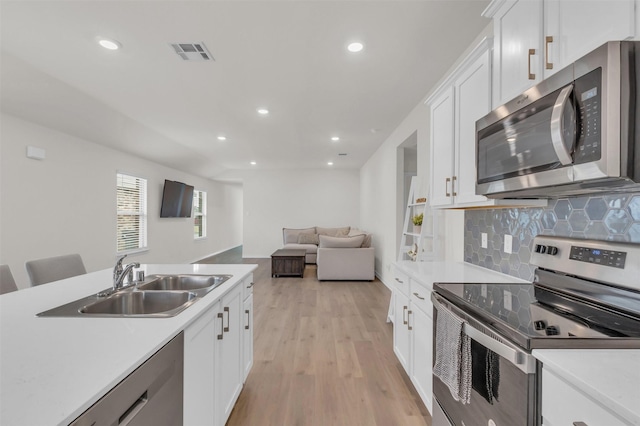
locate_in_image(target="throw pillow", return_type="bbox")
[297,233,319,245]
[318,234,365,248]
[283,227,316,244]
[348,229,372,248]
[317,226,351,237]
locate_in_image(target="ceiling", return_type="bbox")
[0,0,490,180]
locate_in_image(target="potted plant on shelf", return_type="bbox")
[412,213,423,234]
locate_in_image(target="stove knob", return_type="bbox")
[534,320,546,330]
[547,246,558,255]
[535,244,547,254]
[545,325,560,336]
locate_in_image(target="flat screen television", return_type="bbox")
[160,179,194,218]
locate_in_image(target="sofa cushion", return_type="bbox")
[297,233,319,245]
[348,229,372,248]
[283,227,316,244]
[283,243,318,254]
[317,226,350,237]
[318,234,364,248]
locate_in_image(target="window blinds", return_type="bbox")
[117,173,147,252]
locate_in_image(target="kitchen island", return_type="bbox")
[0,263,257,426]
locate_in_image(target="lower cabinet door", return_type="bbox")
[393,290,411,371]
[410,305,433,414]
[242,293,254,382]
[183,306,218,426]
[216,284,243,426]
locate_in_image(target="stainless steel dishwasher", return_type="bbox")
[70,332,184,426]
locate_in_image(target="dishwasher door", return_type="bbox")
[70,332,184,426]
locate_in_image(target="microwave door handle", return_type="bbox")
[550,85,574,165]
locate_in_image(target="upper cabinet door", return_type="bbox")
[429,87,455,207]
[491,0,543,106]
[543,0,636,78]
[454,48,492,205]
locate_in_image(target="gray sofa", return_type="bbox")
[282,226,374,281]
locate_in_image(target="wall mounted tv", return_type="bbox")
[160,179,194,218]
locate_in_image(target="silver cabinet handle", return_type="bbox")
[403,306,408,325]
[545,36,554,69]
[247,282,254,288]
[395,277,404,284]
[528,48,536,80]
[245,309,250,330]
[445,177,451,197]
[413,292,425,300]
[407,310,413,330]
[217,312,224,340]
[451,176,457,197]
[550,84,575,165]
[223,306,230,332]
[573,423,588,426]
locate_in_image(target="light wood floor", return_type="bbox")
[198,249,430,426]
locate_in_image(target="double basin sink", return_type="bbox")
[37,274,232,318]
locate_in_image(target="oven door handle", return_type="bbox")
[432,293,537,374]
[550,84,574,165]
[463,323,535,374]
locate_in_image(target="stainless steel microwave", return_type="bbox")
[476,41,640,199]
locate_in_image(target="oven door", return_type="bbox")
[476,82,577,197]
[432,293,540,426]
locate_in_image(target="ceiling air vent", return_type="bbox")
[170,42,215,61]
[338,153,348,156]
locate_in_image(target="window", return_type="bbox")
[116,173,147,253]
[193,189,207,239]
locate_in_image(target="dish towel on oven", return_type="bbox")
[433,303,472,404]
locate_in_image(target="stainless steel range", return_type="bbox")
[431,236,640,426]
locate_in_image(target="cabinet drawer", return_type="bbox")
[410,280,432,318]
[393,268,410,296]
[242,274,254,301]
[542,367,629,426]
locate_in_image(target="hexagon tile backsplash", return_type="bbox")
[464,192,640,281]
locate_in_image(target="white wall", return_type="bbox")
[0,113,243,288]
[238,169,360,258]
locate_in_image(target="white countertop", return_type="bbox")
[0,263,257,426]
[395,260,529,288]
[534,349,640,425]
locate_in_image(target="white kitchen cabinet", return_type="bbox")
[183,274,249,426]
[541,366,630,426]
[216,281,243,426]
[392,265,434,414]
[428,37,547,210]
[393,288,411,371]
[487,0,543,106]
[184,306,218,426]
[429,86,455,207]
[242,276,254,383]
[485,0,635,107]
[408,282,433,414]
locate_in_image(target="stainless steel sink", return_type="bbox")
[138,274,231,295]
[79,290,197,317]
[36,273,233,318]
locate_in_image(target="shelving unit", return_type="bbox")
[398,176,438,262]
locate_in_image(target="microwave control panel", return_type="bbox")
[573,67,602,164]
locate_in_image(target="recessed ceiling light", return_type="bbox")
[97,37,121,50]
[347,42,364,53]
[327,162,334,166]
[250,161,257,165]
[257,108,269,115]
[331,136,340,142]
[217,136,227,141]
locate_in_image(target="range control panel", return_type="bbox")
[530,236,638,291]
[569,246,627,269]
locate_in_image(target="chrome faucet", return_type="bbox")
[113,255,140,291]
